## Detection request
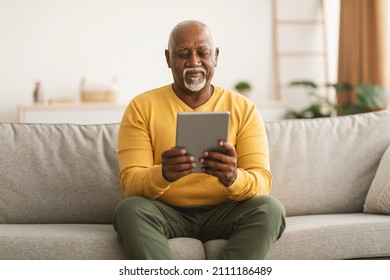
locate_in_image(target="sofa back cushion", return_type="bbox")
[265,110,390,216]
[2,110,390,222]
[0,123,125,224]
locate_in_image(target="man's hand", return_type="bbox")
[200,141,237,187]
[161,147,196,182]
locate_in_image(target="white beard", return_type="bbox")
[183,68,207,92]
[184,77,206,92]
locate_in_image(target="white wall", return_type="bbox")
[276,0,340,110]
[0,0,339,122]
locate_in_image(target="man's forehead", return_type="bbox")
[175,44,211,51]
[172,33,213,50]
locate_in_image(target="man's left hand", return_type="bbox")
[200,141,237,187]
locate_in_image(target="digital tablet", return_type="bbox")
[176,111,230,172]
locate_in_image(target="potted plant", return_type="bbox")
[330,82,389,115]
[285,80,389,119]
[285,80,335,119]
[234,81,252,96]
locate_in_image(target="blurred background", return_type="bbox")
[0,0,387,123]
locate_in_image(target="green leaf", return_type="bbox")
[327,82,353,92]
[356,83,389,110]
[289,80,318,88]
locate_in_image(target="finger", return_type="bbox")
[200,158,226,171]
[201,168,237,187]
[201,150,237,167]
[162,147,187,159]
[162,156,196,171]
[218,140,236,157]
[172,161,197,171]
[202,151,227,163]
[202,141,236,159]
[162,160,196,182]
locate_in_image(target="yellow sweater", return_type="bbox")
[118,84,272,207]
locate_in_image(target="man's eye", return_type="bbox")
[178,53,189,58]
[199,52,209,57]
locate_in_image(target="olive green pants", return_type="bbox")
[113,195,285,260]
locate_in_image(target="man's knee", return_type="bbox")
[113,196,156,229]
[245,195,286,237]
[245,195,284,214]
[115,196,149,216]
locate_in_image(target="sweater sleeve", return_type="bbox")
[226,103,272,200]
[117,100,171,198]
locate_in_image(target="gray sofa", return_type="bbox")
[1,110,390,260]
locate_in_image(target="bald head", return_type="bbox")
[167,20,215,51]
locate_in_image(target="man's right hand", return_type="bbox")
[161,147,196,182]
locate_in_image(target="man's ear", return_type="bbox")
[165,49,172,68]
[214,47,220,67]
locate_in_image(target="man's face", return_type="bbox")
[165,24,219,94]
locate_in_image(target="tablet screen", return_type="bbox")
[176,111,230,172]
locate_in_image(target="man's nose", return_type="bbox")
[186,52,201,67]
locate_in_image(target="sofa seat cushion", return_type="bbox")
[0,224,127,260]
[0,224,206,260]
[168,238,206,259]
[2,214,389,260]
[204,213,390,260]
